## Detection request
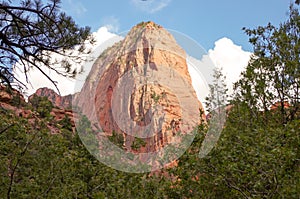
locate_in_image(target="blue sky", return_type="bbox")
[15,0,295,98]
[61,0,292,52]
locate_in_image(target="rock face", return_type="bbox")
[74,21,205,152]
[32,87,72,109]
[29,87,77,131]
[0,85,76,134]
[0,87,13,103]
[0,85,25,104]
[0,86,33,122]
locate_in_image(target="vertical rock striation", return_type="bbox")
[74,21,205,153]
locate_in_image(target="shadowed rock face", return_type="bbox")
[74,21,205,152]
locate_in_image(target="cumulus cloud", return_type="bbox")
[131,0,172,13]
[14,25,251,111]
[187,38,251,111]
[187,55,214,111]
[13,27,122,98]
[208,38,252,94]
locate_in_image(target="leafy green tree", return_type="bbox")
[1,2,299,199]
[162,5,300,198]
[239,4,300,124]
[200,67,228,159]
[205,67,229,114]
[0,0,93,92]
[185,4,300,198]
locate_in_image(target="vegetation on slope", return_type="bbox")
[0,2,299,199]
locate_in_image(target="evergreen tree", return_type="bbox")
[0,0,94,92]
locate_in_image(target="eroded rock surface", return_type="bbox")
[74,21,205,153]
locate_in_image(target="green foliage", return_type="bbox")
[150,91,160,103]
[0,0,93,90]
[29,94,53,118]
[76,114,93,134]
[239,4,300,124]
[178,4,300,198]
[163,5,300,198]
[0,3,299,199]
[108,130,124,148]
[58,114,73,131]
[131,137,146,150]
[0,107,151,198]
[205,67,229,114]
[199,104,299,198]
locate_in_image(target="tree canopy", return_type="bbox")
[0,0,93,92]
[0,2,299,199]
[237,4,300,124]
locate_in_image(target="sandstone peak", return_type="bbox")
[74,22,205,156]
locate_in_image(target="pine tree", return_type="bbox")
[0,0,94,92]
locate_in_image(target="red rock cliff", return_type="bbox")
[31,87,72,110]
[74,21,205,152]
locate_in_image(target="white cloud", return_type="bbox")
[14,25,251,112]
[187,38,252,112]
[208,38,252,94]
[187,55,213,112]
[13,27,121,98]
[131,0,172,13]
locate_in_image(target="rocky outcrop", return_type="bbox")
[31,87,72,109]
[74,21,205,153]
[0,88,12,103]
[0,85,25,104]
[0,84,76,134]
